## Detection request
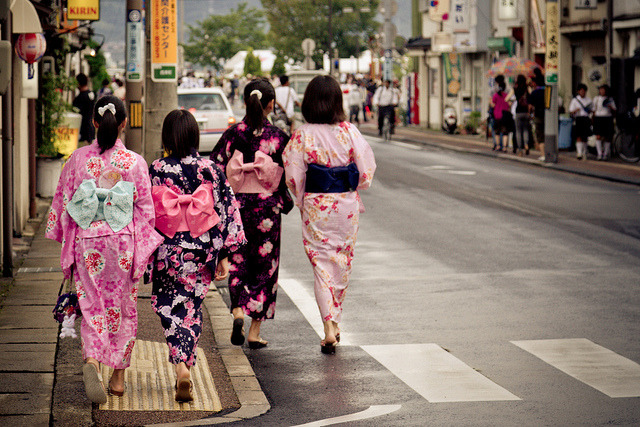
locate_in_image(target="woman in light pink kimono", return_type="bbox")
[45,96,163,403]
[282,75,376,354]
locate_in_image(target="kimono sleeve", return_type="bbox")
[346,124,376,190]
[44,154,79,279]
[131,155,164,281]
[282,129,307,209]
[213,166,246,261]
[209,126,235,169]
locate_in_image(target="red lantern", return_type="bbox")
[15,33,47,79]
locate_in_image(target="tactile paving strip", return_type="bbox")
[99,339,222,412]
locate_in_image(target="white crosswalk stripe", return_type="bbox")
[512,338,640,398]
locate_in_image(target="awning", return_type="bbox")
[406,37,432,50]
[487,37,512,53]
[10,0,43,33]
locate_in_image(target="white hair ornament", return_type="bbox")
[250,89,262,100]
[98,103,116,117]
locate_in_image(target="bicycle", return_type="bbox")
[382,113,391,142]
[613,112,640,163]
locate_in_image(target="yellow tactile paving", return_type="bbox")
[99,340,223,412]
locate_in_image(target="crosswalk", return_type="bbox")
[279,275,640,403]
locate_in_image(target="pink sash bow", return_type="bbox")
[226,150,283,194]
[152,183,220,238]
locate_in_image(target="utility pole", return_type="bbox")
[144,0,178,165]
[524,0,531,59]
[606,0,613,84]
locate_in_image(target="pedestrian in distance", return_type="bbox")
[73,73,96,147]
[282,75,377,354]
[273,75,301,135]
[528,71,546,161]
[592,84,616,161]
[97,78,113,99]
[513,74,532,156]
[210,78,294,350]
[569,83,593,160]
[373,79,399,136]
[149,109,246,402]
[490,77,512,152]
[45,95,163,404]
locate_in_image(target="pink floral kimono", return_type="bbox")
[45,140,163,369]
[283,122,376,323]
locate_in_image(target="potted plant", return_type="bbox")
[463,110,482,135]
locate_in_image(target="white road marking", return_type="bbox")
[447,170,477,175]
[391,141,422,150]
[512,338,640,398]
[291,405,402,426]
[361,343,521,403]
[423,165,451,170]
[278,277,352,345]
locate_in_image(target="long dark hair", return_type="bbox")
[162,109,199,158]
[93,95,127,154]
[301,75,346,124]
[244,78,275,135]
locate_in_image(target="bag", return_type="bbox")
[52,270,81,324]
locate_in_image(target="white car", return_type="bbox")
[177,87,236,152]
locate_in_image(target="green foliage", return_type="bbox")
[271,52,287,77]
[261,0,380,66]
[183,2,267,71]
[36,47,75,157]
[85,39,110,91]
[244,48,262,76]
[464,110,482,134]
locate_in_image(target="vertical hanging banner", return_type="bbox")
[545,0,559,84]
[126,8,144,82]
[443,52,461,97]
[151,0,177,82]
[67,0,100,20]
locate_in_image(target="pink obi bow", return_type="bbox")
[152,183,220,238]
[226,150,283,194]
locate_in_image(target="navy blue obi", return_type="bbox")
[305,163,359,193]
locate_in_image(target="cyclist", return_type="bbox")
[373,80,399,137]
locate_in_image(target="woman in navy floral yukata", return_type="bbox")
[149,109,246,401]
[210,78,293,349]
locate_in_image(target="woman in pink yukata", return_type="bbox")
[149,110,246,402]
[45,95,163,403]
[282,75,376,354]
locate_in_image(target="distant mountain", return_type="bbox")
[93,0,411,68]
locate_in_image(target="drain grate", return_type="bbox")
[99,339,222,412]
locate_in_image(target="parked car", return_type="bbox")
[177,87,236,152]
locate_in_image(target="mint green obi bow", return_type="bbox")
[67,179,135,232]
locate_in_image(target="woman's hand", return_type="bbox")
[214,257,229,281]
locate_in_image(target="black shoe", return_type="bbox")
[230,318,245,346]
[321,341,337,354]
[248,339,268,349]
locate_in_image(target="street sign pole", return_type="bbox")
[126,0,144,153]
[544,0,559,163]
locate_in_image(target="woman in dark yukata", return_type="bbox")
[210,77,293,349]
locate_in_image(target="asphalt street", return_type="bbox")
[217,134,640,426]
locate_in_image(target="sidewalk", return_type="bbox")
[359,121,640,187]
[0,199,269,426]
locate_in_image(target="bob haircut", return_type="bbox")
[162,109,199,158]
[301,75,346,124]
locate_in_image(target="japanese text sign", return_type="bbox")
[151,0,177,81]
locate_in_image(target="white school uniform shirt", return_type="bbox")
[592,95,616,117]
[569,95,592,117]
[275,85,298,119]
[373,86,399,107]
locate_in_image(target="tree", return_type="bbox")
[261,0,380,66]
[271,52,286,76]
[244,48,262,76]
[183,2,267,71]
[85,39,110,91]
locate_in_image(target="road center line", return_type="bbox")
[512,338,640,398]
[291,405,402,426]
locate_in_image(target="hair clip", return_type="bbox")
[250,89,262,100]
[98,103,116,117]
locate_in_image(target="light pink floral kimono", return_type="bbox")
[283,122,376,323]
[45,140,163,369]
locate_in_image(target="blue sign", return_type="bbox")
[126,9,144,82]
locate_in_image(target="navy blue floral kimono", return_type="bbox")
[148,152,245,366]
[210,119,292,321]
